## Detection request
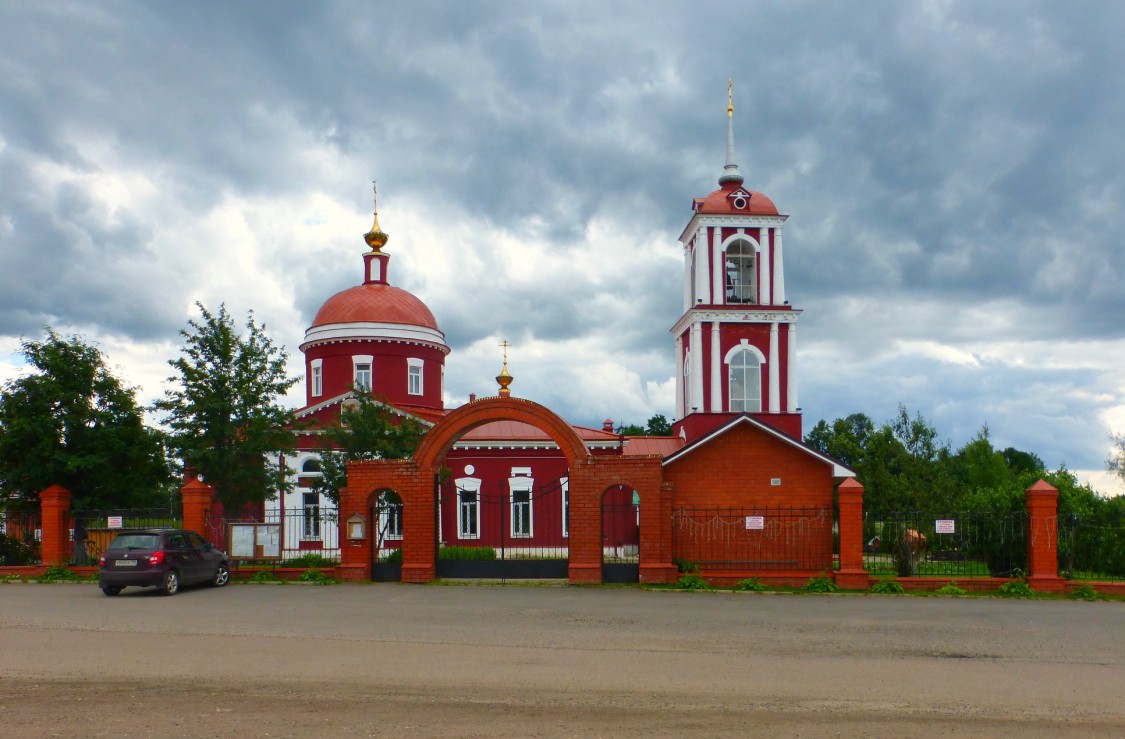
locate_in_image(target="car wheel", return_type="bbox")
[161,569,180,596]
[101,586,122,596]
[212,563,230,587]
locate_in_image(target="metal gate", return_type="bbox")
[436,478,569,578]
[602,485,640,583]
[371,491,404,581]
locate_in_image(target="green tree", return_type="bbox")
[310,391,428,504]
[0,330,171,510]
[155,303,298,511]
[1108,432,1125,488]
[615,414,674,437]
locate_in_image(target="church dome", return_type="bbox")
[695,181,779,216]
[311,283,440,331]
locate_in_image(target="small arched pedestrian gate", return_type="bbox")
[371,490,403,582]
[602,485,640,583]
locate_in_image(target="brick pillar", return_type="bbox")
[400,473,436,583]
[337,481,374,582]
[567,460,602,584]
[38,485,72,567]
[834,478,870,589]
[1025,479,1065,593]
[639,479,678,584]
[181,478,215,537]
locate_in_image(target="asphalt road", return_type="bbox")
[1,581,1123,737]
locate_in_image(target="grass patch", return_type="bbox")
[38,566,78,582]
[250,570,282,583]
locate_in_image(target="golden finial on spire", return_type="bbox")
[496,339,514,397]
[727,77,734,118]
[363,180,390,252]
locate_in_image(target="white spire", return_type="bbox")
[719,78,744,186]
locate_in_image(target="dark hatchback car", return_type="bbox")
[98,529,230,596]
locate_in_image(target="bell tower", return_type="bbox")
[671,81,802,440]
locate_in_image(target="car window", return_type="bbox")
[186,532,208,549]
[167,533,189,549]
[107,534,160,550]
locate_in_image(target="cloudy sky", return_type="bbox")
[2,1,1123,493]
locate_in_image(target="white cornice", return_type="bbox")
[679,213,789,243]
[301,321,450,354]
[670,307,801,336]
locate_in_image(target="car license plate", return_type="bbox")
[115,560,139,567]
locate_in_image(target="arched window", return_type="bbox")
[301,458,322,474]
[728,348,762,412]
[725,240,756,304]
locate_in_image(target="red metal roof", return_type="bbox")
[623,436,684,456]
[695,182,779,216]
[311,283,439,330]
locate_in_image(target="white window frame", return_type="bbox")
[302,492,321,540]
[352,354,374,392]
[407,357,424,396]
[310,359,323,397]
[724,237,758,305]
[455,477,481,540]
[509,475,534,539]
[725,342,766,413]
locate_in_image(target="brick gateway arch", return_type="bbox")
[337,396,676,584]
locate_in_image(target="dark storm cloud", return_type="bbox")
[2,1,1124,477]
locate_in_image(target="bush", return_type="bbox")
[285,553,339,568]
[251,570,281,583]
[1068,584,1103,601]
[871,578,905,594]
[38,566,75,582]
[735,577,766,592]
[997,580,1036,598]
[438,546,496,561]
[380,548,403,563]
[297,569,334,584]
[803,575,839,593]
[935,580,968,596]
[0,533,36,566]
[673,558,698,574]
[676,573,711,591]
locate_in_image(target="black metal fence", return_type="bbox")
[671,506,834,572]
[208,507,341,563]
[435,478,569,578]
[1,509,41,565]
[863,511,1027,578]
[68,508,181,566]
[1059,513,1125,582]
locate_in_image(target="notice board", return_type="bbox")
[228,523,282,560]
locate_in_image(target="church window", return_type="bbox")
[459,489,479,538]
[728,348,762,412]
[377,491,403,540]
[352,355,373,391]
[510,472,534,538]
[310,359,323,397]
[407,358,423,395]
[302,492,321,539]
[725,240,756,304]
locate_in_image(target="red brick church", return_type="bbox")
[272,92,859,584]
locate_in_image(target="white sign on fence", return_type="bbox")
[745,515,765,530]
[935,519,956,534]
[107,516,123,529]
